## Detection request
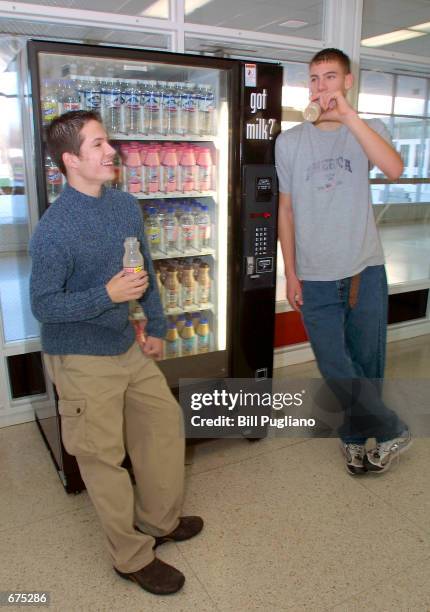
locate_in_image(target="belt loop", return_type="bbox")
[349,273,361,308]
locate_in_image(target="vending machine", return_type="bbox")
[27,40,282,492]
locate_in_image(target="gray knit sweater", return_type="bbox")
[29,184,166,355]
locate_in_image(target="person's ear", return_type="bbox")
[63,151,79,170]
[345,72,353,91]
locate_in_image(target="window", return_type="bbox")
[359,69,430,206]
[359,68,430,289]
[0,61,39,343]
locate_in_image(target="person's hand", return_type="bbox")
[311,90,356,123]
[286,273,303,312]
[106,270,149,303]
[143,336,163,359]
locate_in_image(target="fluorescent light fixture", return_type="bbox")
[279,19,308,29]
[141,0,168,19]
[217,100,228,352]
[185,0,212,14]
[361,29,426,47]
[410,21,430,33]
[142,0,211,18]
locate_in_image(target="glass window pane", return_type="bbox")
[424,121,430,179]
[394,75,426,116]
[0,20,170,50]
[185,38,305,63]
[36,48,230,357]
[362,0,430,56]
[283,62,309,112]
[185,0,324,40]
[0,0,169,18]
[360,113,393,178]
[358,70,393,114]
[392,116,425,178]
[0,62,39,343]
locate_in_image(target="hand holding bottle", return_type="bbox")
[309,91,356,123]
[106,270,148,303]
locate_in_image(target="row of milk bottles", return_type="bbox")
[120,142,214,195]
[164,313,211,358]
[41,75,216,136]
[155,258,212,311]
[145,201,212,256]
[122,238,212,358]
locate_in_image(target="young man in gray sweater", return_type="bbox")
[30,110,202,595]
[275,49,411,476]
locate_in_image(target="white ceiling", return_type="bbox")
[0,0,429,57]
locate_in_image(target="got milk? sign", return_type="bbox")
[246,88,277,140]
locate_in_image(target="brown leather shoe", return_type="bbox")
[114,558,185,595]
[153,516,204,548]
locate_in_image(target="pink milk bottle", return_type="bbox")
[124,144,142,193]
[139,144,148,192]
[180,147,196,192]
[196,147,212,192]
[119,144,128,191]
[144,146,161,194]
[161,147,178,193]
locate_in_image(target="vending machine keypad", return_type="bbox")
[242,164,277,291]
[254,227,269,255]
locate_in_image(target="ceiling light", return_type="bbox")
[279,19,308,29]
[361,29,426,47]
[185,0,213,14]
[141,0,168,19]
[410,21,430,33]
[142,0,212,17]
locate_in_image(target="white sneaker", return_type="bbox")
[341,442,366,475]
[364,429,412,473]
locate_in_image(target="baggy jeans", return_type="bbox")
[44,342,185,573]
[300,265,406,444]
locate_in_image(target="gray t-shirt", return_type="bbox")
[275,118,391,281]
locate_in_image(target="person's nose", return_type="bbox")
[106,143,116,157]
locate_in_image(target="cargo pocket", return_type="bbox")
[58,399,95,457]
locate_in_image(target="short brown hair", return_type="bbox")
[45,110,102,175]
[309,48,351,74]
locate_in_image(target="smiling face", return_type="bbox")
[63,119,116,193]
[309,59,353,100]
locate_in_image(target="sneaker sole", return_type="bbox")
[365,437,413,473]
[340,443,367,476]
[345,465,367,476]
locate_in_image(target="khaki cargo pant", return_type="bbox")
[43,342,185,573]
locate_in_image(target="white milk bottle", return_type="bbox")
[123,237,146,346]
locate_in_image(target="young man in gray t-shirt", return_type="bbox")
[275,48,411,475]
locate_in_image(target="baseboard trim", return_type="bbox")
[274,343,315,368]
[0,405,35,428]
[387,318,430,341]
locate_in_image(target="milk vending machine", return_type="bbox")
[27,40,282,492]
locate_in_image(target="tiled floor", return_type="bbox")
[1,335,429,611]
